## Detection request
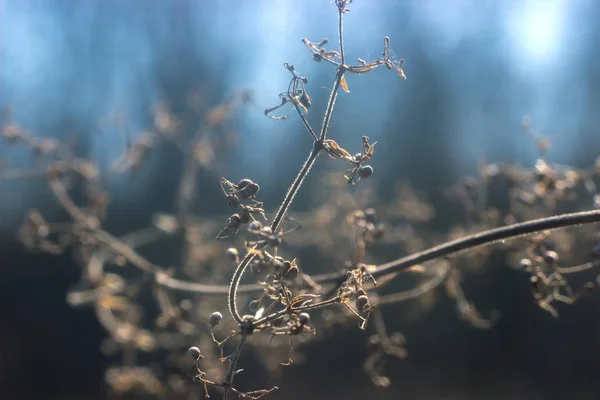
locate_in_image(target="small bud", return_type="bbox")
[297,312,310,326]
[358,165,373,179]
[226,247,239,261]
[209,311,223,327]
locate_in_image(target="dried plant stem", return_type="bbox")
[337,2,346,65]
[228,147,322,323]
[367,209,600,280]
[169,209,600,297]
[292,103,318,142]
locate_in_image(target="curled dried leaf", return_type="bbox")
[340,75,350,93]
[323,139,353,162]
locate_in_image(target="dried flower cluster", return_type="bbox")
[3,1,600,399]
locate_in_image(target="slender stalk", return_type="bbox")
[164,209,600,295]
[320,71,343,141]
[317,209,600,282]
[337,1,346,66]
[292,103,318,142]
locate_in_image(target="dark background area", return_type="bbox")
[1,0,600,399]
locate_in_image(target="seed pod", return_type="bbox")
[543,251,559,265]
[583,282,596,296]
[284,264,299,281]
[364,208,377,223]
[355,288,367,298]
[358,165,374,179]
[209,311,223,327]
[240,212,251,224]
[519,258,533,270]
[355,295,369,312]
[188,346,202,360]
[248,220,262,231]
[237,179,253,189]
[226,214,242,230]
[372,223,385,240]
[267,235,282,248]
[298,312,310,326]
[250,260,262,274]
[530,275,541,292]
[226,247,239,261]
[249,300,260,312]
[237,179,259,199]
[366,334,381,353]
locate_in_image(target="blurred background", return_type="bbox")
[1,0,600,399]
